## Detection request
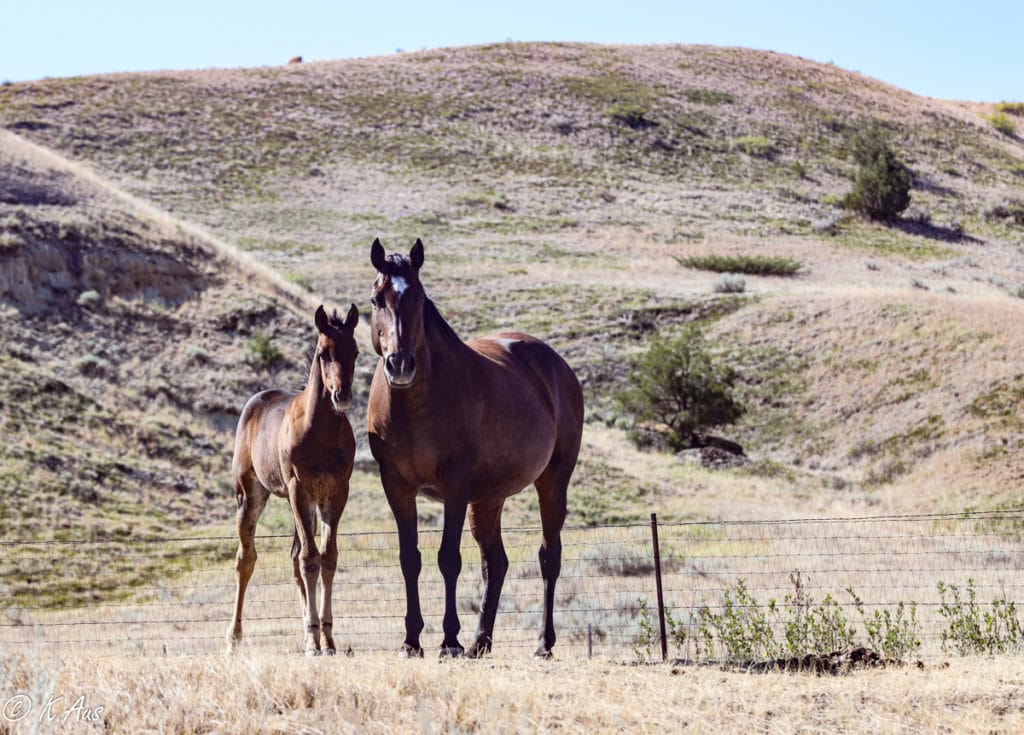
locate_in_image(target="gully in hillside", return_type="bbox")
[227,304,359,656]
[367,238,584,658]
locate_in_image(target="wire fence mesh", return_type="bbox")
[2,510,1022,660]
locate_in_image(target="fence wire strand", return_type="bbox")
[2,510,1023,659]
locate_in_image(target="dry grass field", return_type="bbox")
[1,41,1023,733]
[3,650,1024,734]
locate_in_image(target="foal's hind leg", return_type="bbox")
[227,474,269,653]
[466,498,508,658]
[533,461,572,659]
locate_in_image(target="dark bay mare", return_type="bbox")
[367,239,584,658]
[227,304,359,655]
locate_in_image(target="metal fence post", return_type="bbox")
[650,512,668,661]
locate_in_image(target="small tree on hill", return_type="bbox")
[617,326,744,451]
[843,124,912,221]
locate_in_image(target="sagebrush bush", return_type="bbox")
[734,135,774,159]
[245,332,282,368]
[843,124,912,221]
[677,254,802,276]
[608,102,655,130]
[713,274,747,293]
[996,102,1024,117]
[616,326,743,451]
[988,113,1017,137]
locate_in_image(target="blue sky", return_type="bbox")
[3,0,1021,102]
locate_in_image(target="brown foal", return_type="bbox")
[227,304,359,655]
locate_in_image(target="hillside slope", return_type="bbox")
[0,132,339,542]
[1,43,1022,538]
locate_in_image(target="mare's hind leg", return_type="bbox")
[289,479,322,656]
[227,473,269,653]
[466,497,508,658]
[317,484,350,655]
[533,459,574,659]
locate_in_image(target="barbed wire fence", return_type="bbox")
[1,510,1022,660]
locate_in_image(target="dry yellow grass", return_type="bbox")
[3,650,1023,734]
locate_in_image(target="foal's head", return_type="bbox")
[369,238,426,389]
[314,304,359,414]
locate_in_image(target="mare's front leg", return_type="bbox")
[381,466,424,657]
[438,496,469,657]
[288,477,322,655]
[317,484,349,655]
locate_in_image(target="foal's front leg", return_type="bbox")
[318,487,349,655]
[289,479,322,655]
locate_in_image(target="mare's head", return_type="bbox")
[369,237,426,389]
[314,303,359,414]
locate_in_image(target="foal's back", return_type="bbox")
[232,388,297,498]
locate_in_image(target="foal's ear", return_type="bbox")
[343,303,359,331]
[410,238,424,270]
[314,304,329,332]
[370,238,389,274]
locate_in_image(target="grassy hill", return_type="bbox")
[1,42,1022,546]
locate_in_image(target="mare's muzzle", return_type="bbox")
[384,351,416,389]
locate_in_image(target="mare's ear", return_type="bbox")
[314,304,329,333]
[370,238,389,274]
[344,303,359,331]
[410,238,424,270]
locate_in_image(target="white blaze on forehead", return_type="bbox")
[391,275,409,296]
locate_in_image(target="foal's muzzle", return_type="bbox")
[330,388,351,414]
[384,351,416,389]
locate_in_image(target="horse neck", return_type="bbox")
[418,298,473,375]
[301,352,335,431]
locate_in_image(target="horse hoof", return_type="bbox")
[399,645,424,659]
[322,647,337,656]
[534,648,554,660]
[305,648,322,657]
[466,643,491,659]
[439,645,465,659]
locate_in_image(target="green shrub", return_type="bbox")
[607,102,655,129]
[245,332,282,368]
[616,326,744,451]
[698,579,779,662]
[283,272,313,292]
[996,102,1024,117]
[843,124,912,221]
[937,579,1023,655]
[675,254,803,276]
[984,197,1024,226]
[683,88,735,106]
[650,578,924,664]
[988,113,1017,136]
[734,135,774,159]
